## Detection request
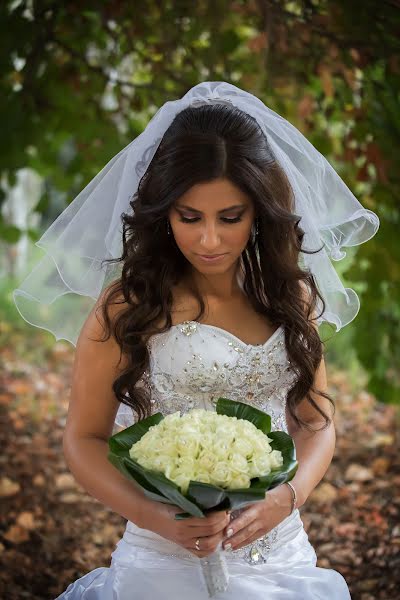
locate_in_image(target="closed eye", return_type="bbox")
[178,216,243,224]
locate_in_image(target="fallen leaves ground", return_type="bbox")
[0,327,399,599]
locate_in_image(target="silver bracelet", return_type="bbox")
[285,481,297,515]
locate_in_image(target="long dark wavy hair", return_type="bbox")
[96,102,335,433]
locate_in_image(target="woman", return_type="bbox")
[14,82,379,598]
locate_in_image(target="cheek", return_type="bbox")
[226,221,253,249]
[235,222,253,244]
[172,222,197,249]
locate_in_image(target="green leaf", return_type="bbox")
[0,221,21,243]
[122,455,205,517]
[33,192,50,215]
[107,452,168,504]
[186,480,228,510]
[108,411,164,453]
[256,430,299,488]
[27,228,39,242]
[225,486,268,510]
[215,397,271,434]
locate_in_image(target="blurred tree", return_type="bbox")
[0,0,398,401]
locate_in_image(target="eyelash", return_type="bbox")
[178,216,243,224]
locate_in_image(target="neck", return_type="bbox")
[183,260,245,301]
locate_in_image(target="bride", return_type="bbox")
[14,82,379,598]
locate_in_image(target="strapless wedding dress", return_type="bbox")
[56,320,351,599]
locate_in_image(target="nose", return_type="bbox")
[200,221,221,253]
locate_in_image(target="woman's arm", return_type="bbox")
[283,354,336,509]
[63,435,149,525]
[280,280,336,509]
[62,291,151,527]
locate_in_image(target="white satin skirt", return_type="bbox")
[55,509,351,599]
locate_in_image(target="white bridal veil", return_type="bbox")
[13,81,379,346]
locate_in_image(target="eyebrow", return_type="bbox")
[175,203,246,213]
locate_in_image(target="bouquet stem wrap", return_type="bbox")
[199,540,230,597]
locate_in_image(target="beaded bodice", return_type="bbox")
[115,319,301,566]
[115,319,296,433]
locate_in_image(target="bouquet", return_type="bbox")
[108,398,298,597]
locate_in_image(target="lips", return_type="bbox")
[199,254,225,258]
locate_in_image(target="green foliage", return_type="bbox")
[0,275,26,329]
[0,274,59,367]
[0,216,21,242]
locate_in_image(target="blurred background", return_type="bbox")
[0,1,399,599]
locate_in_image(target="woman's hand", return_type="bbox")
[222,484,293,552]
[137,497,232,558]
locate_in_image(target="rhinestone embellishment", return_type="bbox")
[178,321,198,336]
[246,528,279,564]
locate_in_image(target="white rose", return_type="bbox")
[231,437,254,458]
[268,449,284,469]
[211,463,233,488]
[212,438,231,461]
[176,433,201,457]
[193,470,212,485]
[250,436,270,454]
[250,454,272,476]
[178,456,196,474]
[228,452,249,474]
[234,420,256,436]
[163,411,181,425]
[151,454,172,472]
[161,439,181,458]
[197,450,216,471]
[180,420,200,435]
[228,473,251,489]
[172,472,191,495]
[135,455,155,470]
[215,421,237,442]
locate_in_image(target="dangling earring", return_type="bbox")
[167,220,171,235]
[252,218,259,243]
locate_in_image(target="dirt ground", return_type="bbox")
[1,330,399,599]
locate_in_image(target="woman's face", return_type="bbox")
[168,178,256,274]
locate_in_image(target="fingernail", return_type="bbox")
[224,543,232,551]
[226,528,234,538]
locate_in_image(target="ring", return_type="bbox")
[195,538,201,551]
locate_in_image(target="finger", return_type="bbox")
[185,519,231,539]
[187,530,225,557]
[180,514,231,541]
[183,510,231,528]
[222,505,256,537]
[185,521,229,540]
[222,520,260,551]
[224,528,265,552]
